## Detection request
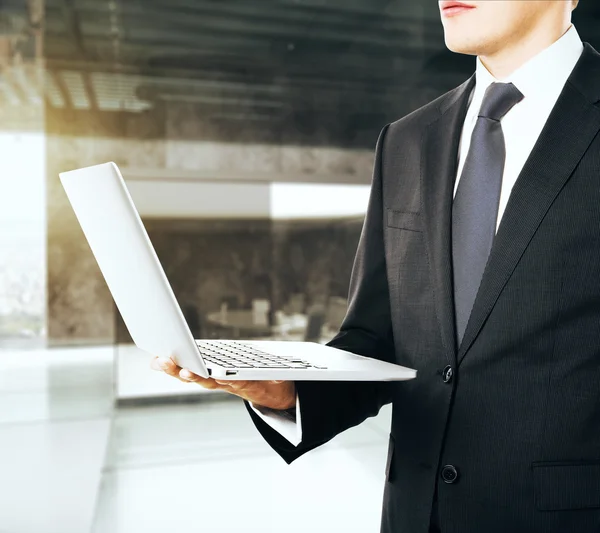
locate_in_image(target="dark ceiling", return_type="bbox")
[1,0,599,146]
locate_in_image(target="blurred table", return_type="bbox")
[206,310,307,339]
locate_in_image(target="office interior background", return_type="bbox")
[1,1,599,532]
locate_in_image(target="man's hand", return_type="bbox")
[150,357,296,411]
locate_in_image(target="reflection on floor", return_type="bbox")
[0,346,114,533]
[0,346,391,533]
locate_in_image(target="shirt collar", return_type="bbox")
[471,25,584,111]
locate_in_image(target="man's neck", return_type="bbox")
[479,23,572,80]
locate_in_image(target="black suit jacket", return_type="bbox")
[247,43,600,533]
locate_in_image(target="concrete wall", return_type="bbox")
[46,102,374,344]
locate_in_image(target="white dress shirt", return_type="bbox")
[251,25,584,446]
[456,25,584,227]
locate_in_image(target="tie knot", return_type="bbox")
[478,82,524,121]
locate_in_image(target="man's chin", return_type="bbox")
[444,38,481,56]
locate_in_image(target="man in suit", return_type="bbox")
[153,1,600,531]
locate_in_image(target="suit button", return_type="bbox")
[442,365,453,383]
[441,465,459,484]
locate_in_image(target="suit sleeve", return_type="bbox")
[245,124,396,463]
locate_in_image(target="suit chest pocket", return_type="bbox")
[385,209,428,294]
[386,209,422,233]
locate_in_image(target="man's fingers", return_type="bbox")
[150,357,294,408]
[151,357,190,383]
[152,357,213,387]
[179,368,198,381]
[154,357,179,375]
[179,368,218,388]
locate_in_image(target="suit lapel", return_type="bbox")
[421,75,475,362]
[457,44,600,364]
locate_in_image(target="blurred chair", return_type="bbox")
[220,295,241,310]
[251,298,271,327]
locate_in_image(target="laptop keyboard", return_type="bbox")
[196,341,322,369]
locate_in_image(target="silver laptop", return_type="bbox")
[59,162,416,382]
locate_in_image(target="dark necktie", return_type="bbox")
[452,82,524,344]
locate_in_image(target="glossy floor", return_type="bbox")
[0,346,391,533]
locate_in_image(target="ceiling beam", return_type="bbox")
[81,71,98,110]
[46,0,443,34]
[50,70,73,109]
[59,0,98,110]
[45,2,442,51]
[44,34,431,83]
